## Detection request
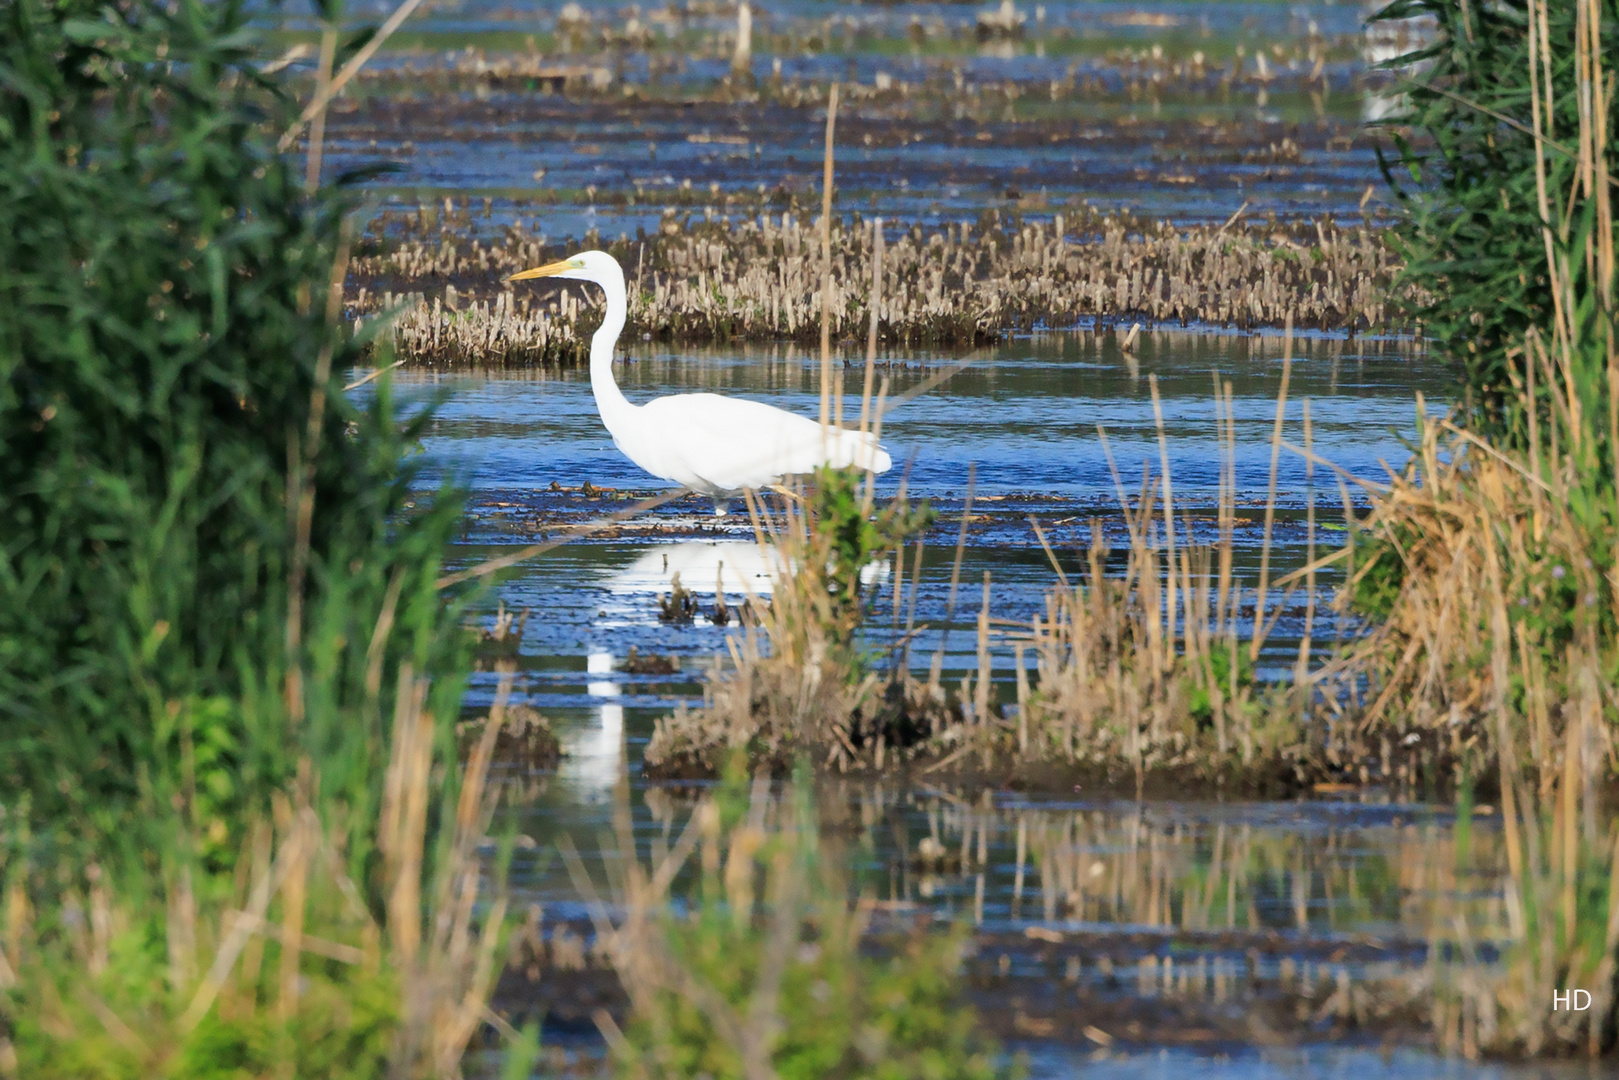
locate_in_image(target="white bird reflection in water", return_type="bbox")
[559,650,623,798]
[563,541,894,796]
[606,539,781,600]
[602,539,888,616]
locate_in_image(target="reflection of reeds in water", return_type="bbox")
[814,781,1501,940]
[1428,775,1619,1059]
[350,209,1408,366]
[620,781,1502,1046]
[561,772,1004,1078]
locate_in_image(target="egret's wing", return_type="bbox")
[640,394,889,491]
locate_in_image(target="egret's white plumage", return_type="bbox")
[509,251,891,510]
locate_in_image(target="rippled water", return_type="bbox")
[264,0,1415,235]
[273,1,1374,41]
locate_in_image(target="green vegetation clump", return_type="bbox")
[0,0,466,850]
[645,466,941,778]
[1182,644,1255,731]
[812,464,936,661]
[0,3,522,1077]
[1373,0,1619,443]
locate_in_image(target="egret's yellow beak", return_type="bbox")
[507,259,578,282]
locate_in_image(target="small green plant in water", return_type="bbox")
[1184,645,1255,731]
[1344,530,1407,623]
[812,464,935,659]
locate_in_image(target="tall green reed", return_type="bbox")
[1372,0,1619,447]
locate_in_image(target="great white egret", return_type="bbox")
[508,250,892,514]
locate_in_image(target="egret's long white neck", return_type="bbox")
[587,262,634,432]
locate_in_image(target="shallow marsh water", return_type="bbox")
[266,0,1421,237]
[417,327,1445,708]
[406,327,1448,784]
[353,330,1615,1076]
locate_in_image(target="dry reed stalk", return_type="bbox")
[418,680,515,1078]
[929,462,976,694]
[901,537,924,670]
[1149,375,1178,650]
[860,216,883,440]
[277,0,433,153]
[303,22,337,195]
[382,664,431,966]
[1213,378,1238,755]
[283,222,353,727]
[274,791,308,1022]
[1250,315,1293,664]
[1294,398,1317,691]
[819,83,839,435]
[973,571,993,727]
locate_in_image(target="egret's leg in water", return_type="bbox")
[713,497,729,517]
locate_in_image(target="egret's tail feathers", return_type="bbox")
[830,431,893,475]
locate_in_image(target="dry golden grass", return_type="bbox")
[939,341,1334,788]
[1335,401,1618,792]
